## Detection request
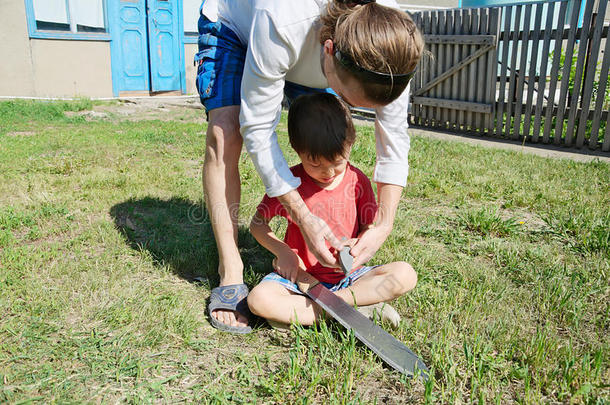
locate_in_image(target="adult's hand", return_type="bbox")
[351,183,403,269]
[350,225,391,269]
[278,189,341,268]
[299,212,342,267]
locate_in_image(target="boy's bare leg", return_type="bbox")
[204,106,247,328]
[248,282,324,325]
[248,262,416,326]
[334,262,417,306]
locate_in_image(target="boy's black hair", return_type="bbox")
[287,93,356,161]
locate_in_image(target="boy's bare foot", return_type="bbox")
[357,303,401,329]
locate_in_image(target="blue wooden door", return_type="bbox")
[110,0,150,93]
[109,0,184,95]
[147,0,182,91]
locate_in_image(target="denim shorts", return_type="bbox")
[260,265,379,295]
[194,14,245,112]
[194,13,336,113]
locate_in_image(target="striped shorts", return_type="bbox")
[260,265,379,295]
[194,14,245,112]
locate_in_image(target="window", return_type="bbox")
[25,0,109,40]
[183,0,200,43]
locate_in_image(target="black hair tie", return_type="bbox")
[337,0,376,4]
[334,49,415,86]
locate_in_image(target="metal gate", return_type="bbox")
[410,8,501,134]
[410,0,610,152]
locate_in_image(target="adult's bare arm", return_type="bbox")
[277,189,341,268]
[350,183,403,269]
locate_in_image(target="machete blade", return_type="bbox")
[307,283,429,381]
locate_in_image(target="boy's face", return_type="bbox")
[299,152,350,188]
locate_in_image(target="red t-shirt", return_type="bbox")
[256,163,378,284]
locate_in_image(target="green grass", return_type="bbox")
[0,99,608,403]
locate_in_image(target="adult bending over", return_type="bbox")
[195,0,424,333]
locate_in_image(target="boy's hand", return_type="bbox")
[272,250,305,283]
[350,225,391,269]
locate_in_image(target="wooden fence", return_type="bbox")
[410,0,610,152]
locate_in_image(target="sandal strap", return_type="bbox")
[209,284,250,314]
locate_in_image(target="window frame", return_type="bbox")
[183,34,198,44]
[24,0,111,41]
[182,0,199,44]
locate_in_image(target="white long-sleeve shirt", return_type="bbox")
[201,0,411,197]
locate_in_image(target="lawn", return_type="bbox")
[0,99,608,404]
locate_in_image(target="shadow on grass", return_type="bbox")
[109,196,273,287]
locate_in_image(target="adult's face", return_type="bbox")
[322,40,382,110]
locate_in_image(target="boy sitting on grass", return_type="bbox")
[247,93,417,328]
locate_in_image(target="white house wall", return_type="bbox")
[184,43,198,95]
[0,0,36,96]
[30,39,113,98]
[0,0,113,98]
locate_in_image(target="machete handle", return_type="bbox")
[296,269,320,294]
[339,246,353,275]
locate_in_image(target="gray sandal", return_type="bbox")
[208,284,252,334]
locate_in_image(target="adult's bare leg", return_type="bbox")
[204,105,247,328]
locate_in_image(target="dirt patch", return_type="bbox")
[6,131,37,137]
[88,97,207,124]
[503,208,547,231]
[64,110,108,120]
